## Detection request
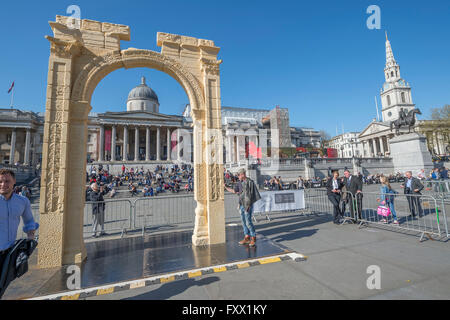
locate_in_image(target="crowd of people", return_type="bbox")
[10,185,32,200]
[86,164,194,199]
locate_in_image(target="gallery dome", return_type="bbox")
[127,77,159,102]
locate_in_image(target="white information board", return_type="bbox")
[253,189,305,213]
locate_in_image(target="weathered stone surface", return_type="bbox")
[38,16,225,268]
[389,132,434,174]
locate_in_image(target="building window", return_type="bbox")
[141,102,145,110]
[391,71,394,77]
[387,95,391,106]
[401,92,405,103]
[88,134,91,143]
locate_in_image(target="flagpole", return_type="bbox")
[375,96,380,121]
[10,85,14,109]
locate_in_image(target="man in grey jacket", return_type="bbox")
[225,168,261,247]
[401,171,424,218]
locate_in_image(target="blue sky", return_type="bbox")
[0,0,449,137]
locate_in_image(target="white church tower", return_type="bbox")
[380,32,415,122]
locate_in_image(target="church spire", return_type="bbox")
[384,31,400,83]
[141,76,146,86]
[385,31,397,67]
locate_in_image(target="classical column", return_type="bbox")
[99,125,105,161]
[146,127,150,161]
[134,126,139,161]
[379,136,385,156]
[386,136,391,154]
[9,128,16,164]
[234,136,238,162]
[237,135,245,161]
[226,134,233,164]
[248,134,258,160]
[372,139,377,157]
[123,126,128,161]
[167,127,171,161]
[156,126,161,161]
[177,128,182,161]
[24,129,31,165]
[111,125,116,162]
[438,132,446,155]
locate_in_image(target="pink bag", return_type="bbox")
[377,205,391,217]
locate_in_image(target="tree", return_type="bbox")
[430,104,450,120]
[318,130,331,149]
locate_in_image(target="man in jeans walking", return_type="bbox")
[225,168,261,247]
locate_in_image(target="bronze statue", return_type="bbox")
[390,108,422,135]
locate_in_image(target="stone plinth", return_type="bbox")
[389,132,433,174]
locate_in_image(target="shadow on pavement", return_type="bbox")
[123,276,220,300]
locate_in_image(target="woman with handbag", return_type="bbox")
[377,176,399,225]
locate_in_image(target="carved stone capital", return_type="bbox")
[46,36,82,59]
[200,58,222,76]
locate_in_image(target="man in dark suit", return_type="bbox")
[401,171,424,218]
[326,170,344,224]
[343,169,363,222]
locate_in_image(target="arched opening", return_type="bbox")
[74,50,205,241]
[90,67,189,163]
[84,65,194,239]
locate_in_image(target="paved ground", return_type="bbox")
[83,212,450,300]
[14,181,450,300]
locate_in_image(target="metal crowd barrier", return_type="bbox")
[303,188,334,216]
[84,199,133,237]
[434,194,450,238]
[19,187,450,242]
[425,180,450,195]
[352,191,448,241]
[134,194,196,234]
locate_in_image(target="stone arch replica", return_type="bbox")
[38,15,225,268]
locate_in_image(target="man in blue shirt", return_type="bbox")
[0,169,38,293]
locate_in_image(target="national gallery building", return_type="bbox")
[0,77,321,167]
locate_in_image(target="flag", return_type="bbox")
[7,81,14,93]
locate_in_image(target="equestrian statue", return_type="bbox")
[390,108,421,135]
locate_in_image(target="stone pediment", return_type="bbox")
[99,111,182,121]
[359,121,390,138]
